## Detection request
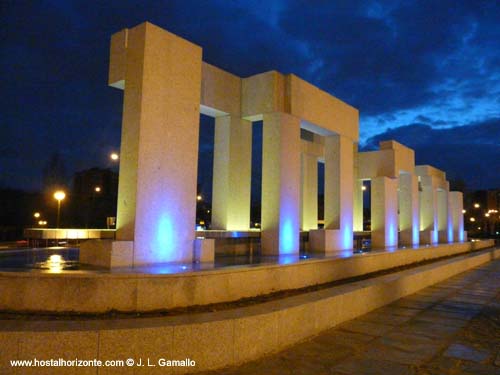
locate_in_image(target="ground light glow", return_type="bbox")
[412,212,420,245]
[156,214,176,261]
[447,214,454,243]
[47,254,63,273]
[280,218,298,255]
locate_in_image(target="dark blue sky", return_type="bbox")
[1,0,499,192]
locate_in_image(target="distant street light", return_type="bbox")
[474,203,480,208]
[53,190,66,228]
[470,217,475,222]
[94,186,101,193]
[110,152,119,161]
[197,195,202,201]
[34,212,40,218]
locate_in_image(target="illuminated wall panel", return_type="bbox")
[261,112,301,255]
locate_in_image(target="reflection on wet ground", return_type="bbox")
[0,242,432,275]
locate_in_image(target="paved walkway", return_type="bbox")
[203,258,500,375]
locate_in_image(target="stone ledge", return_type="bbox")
[1,247,498,374]
[0,240,494,313]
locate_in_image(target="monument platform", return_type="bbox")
[1,243,498,374]
[0,240,494,314]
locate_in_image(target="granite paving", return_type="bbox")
[200,257,500,375]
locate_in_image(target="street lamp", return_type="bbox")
[34,212,40,218]
[197,195,202,201]
[94,186,101,193]
[110,152,119,161]
[53,190,66,228]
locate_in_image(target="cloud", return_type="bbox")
[362,117,500,189]
[1,0,498,190]
[278,0,500,119]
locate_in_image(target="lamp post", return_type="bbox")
[53,190,66,228]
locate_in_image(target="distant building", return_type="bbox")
[70,168,118,228]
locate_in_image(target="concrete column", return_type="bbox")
[115,23,202,264]
[371,176,398,249]
[310,134,353,252]
[399,173,420,246]
[419,176,438,244]
[437,186,453,243]
[353,147,364,232]
[449,191,465,242]
[261,112,301,255]
[300,152,318,231]
[353,180,364,232]
[212,115,252,230]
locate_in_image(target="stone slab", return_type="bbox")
[1,247,499,374]
[1,240,494,313]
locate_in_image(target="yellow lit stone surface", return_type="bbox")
[241,71,286,119]
[2,247,498,374]
[212,116,252,230]
[111,22,202,264]
[17,331,98,375]
[261,112,301,255]
[1,240,494,314]
[201,62,241,116]
[287,74,359,141]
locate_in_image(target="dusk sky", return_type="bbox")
[1,0,499,193]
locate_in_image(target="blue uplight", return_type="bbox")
[280,219,297,255]
[341,223,353,250]
[156,214,176,261]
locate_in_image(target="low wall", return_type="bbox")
[0,240,494,313]
[1,246,498,374]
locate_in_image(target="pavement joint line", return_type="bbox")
[198,256,500,374]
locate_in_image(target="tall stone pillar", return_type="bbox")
[449,191,465,242]
[300,152,318,231]
[399,173,420,246]
[310,134,354,253]
[419,176,438,244]
[261,112,301,255]
[437,186,453,243]
[371,176,398,248]
[353,180,364,232]
[212,115,252,230]
[115,23,202,264]
[353,147,364,232]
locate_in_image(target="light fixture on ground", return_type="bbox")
[53,190,66,228]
